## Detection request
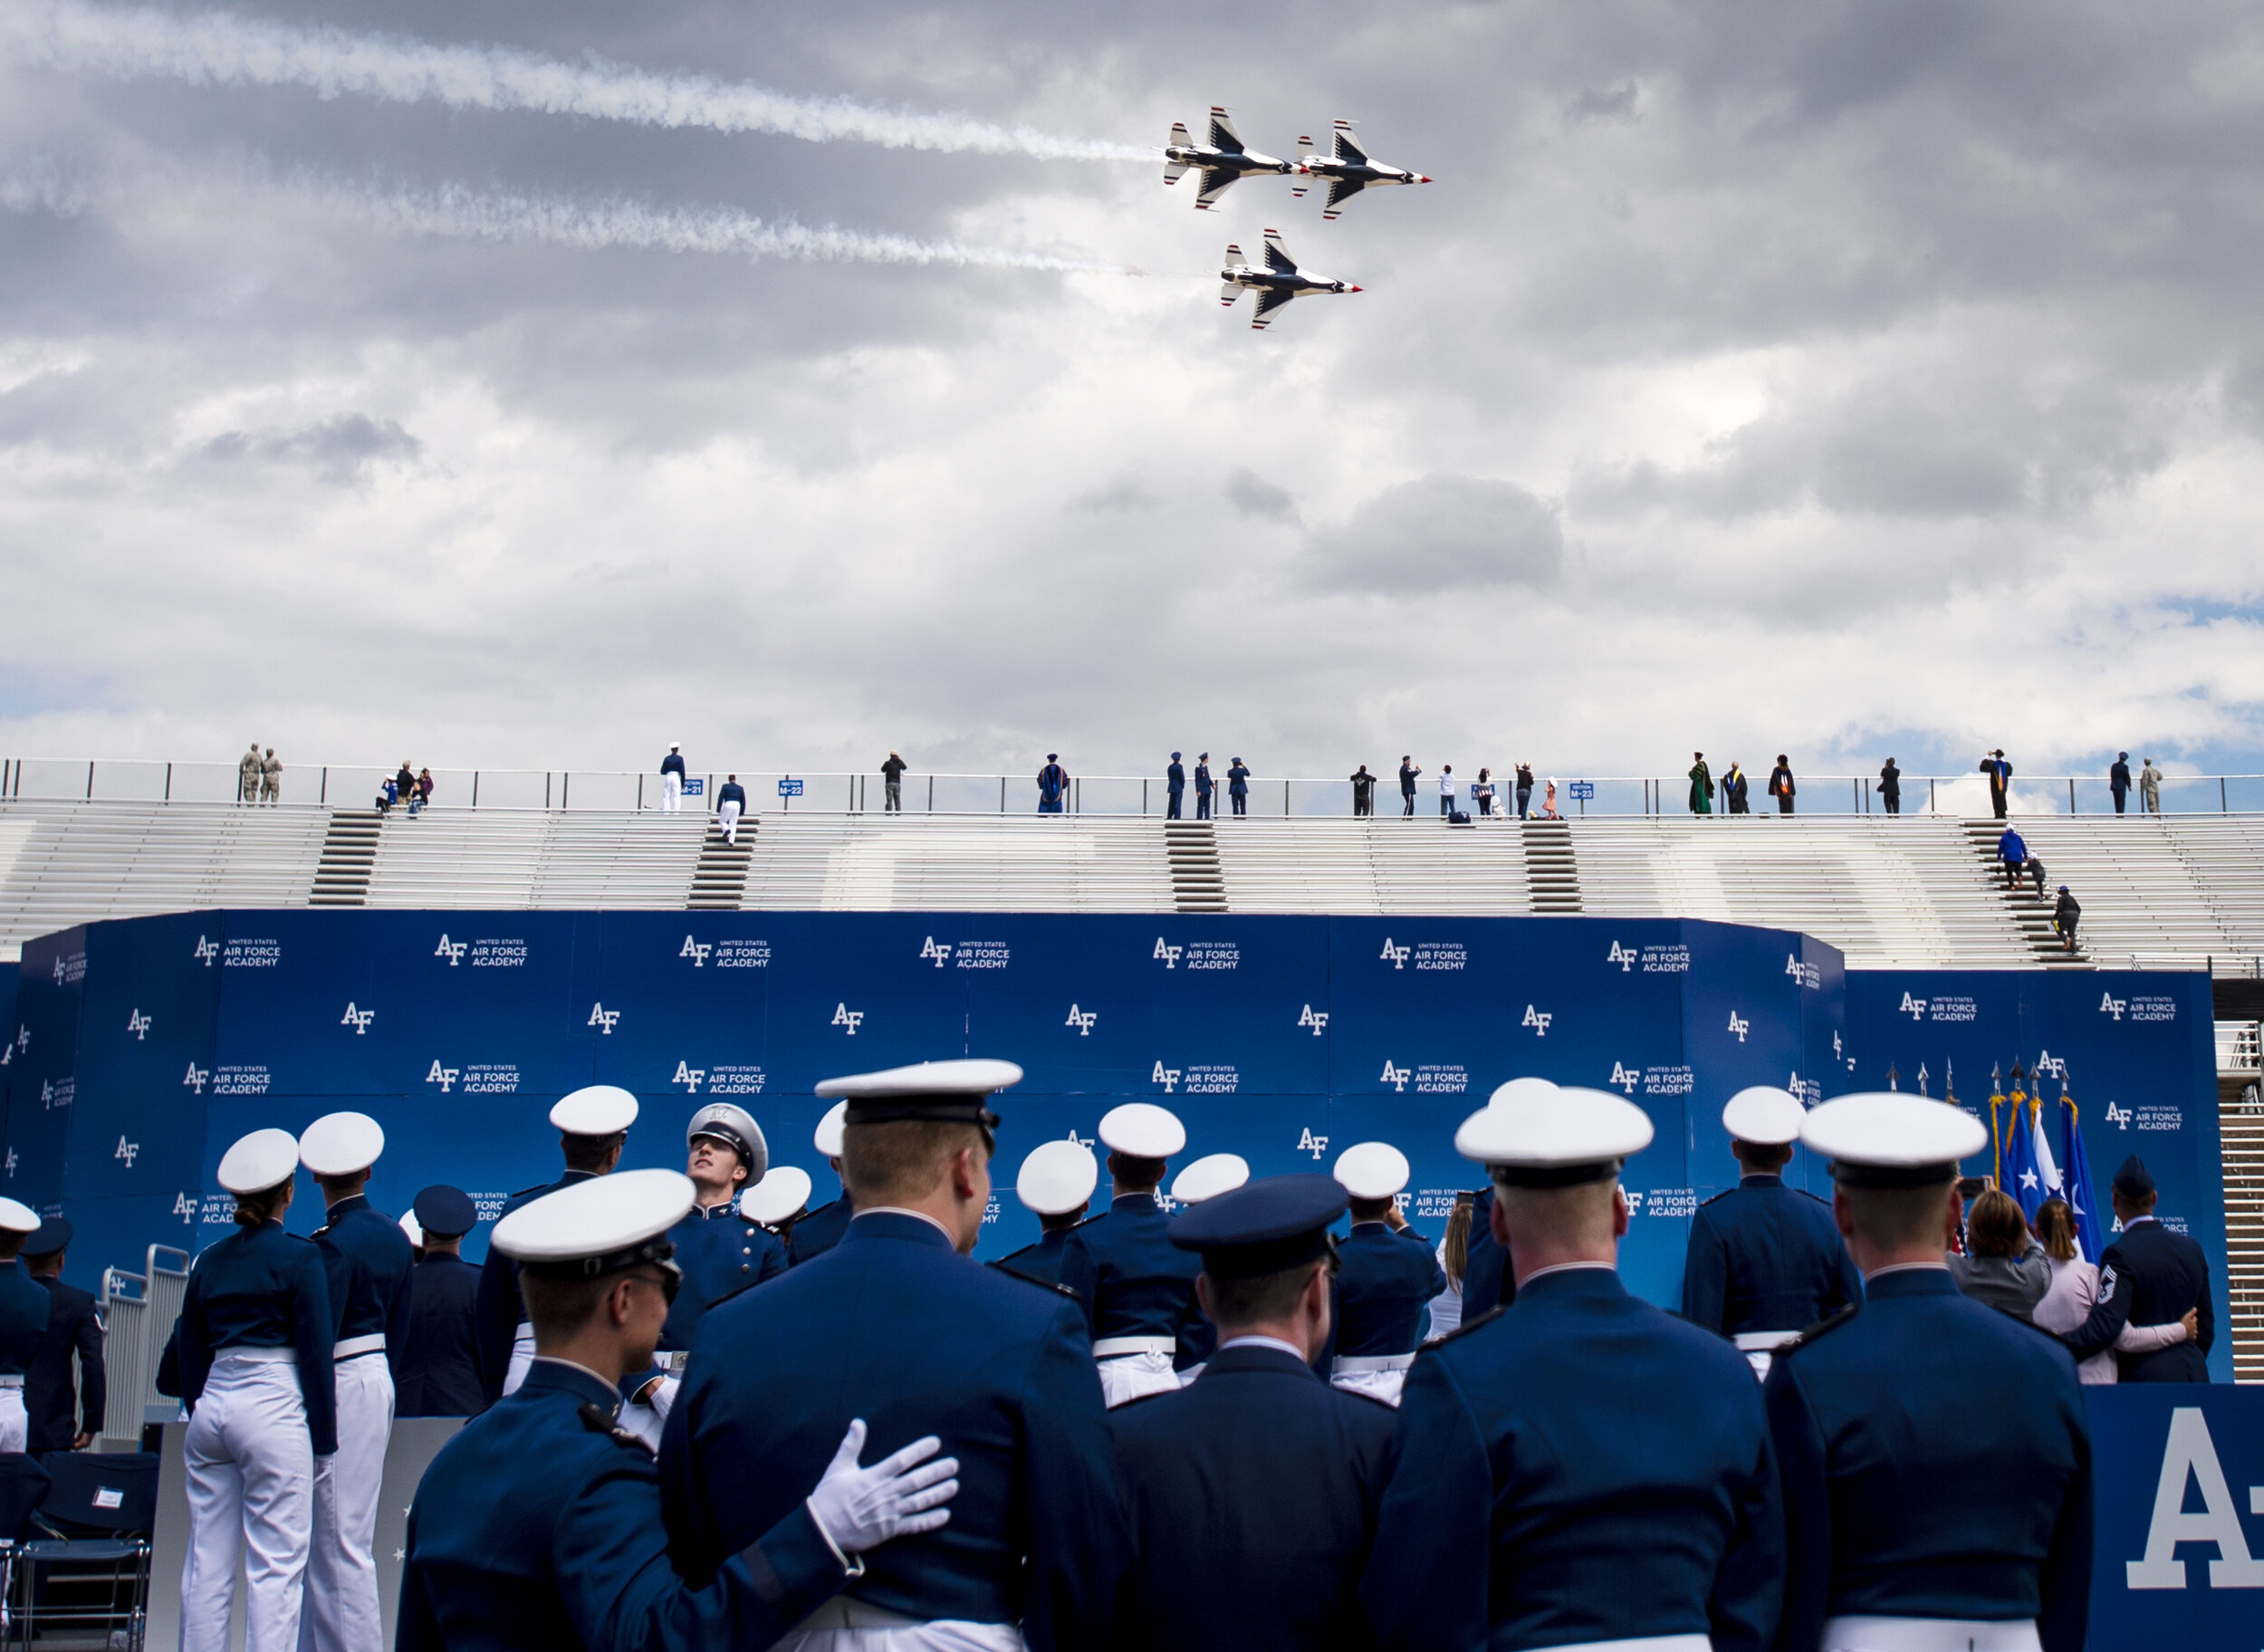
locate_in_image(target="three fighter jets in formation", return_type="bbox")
[1163,107,1428,330]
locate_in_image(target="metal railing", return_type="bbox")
[1,757,2260,819]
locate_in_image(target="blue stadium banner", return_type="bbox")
[2086,1386,2264,1647]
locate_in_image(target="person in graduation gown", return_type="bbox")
[1325,1143,1444,1407]
[990,1139,1098,1291]
[0,1199,53,1452]
[790,1102,855,1265]
[1362,1078,1783,1652]
[662,1060,1127,1652]
[663,1103,789,1353]
[396,1186,485,1418]
[21,1218,103,1452]
[475,1087,639,1402]
[2056,1154,2214,1382]
[400,1167,962,1652]
[1767,1092,2092,1652]
[1682,1088,1864,1379]
[1056,1103,1213,1407]
[1110,1174,1398,1652]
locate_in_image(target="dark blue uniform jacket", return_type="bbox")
[1330,1225,1446,1358]
[661,753,687,778]
[398,1253,484,1418]
[401,1357,849,1652]
[1166,763,1185,794]
[1057,1194,1214,1369]
[661,1201,788,1351]
[1111,1342,1397,1651]
[1361,1265,1782,1652]
[177,1219,337,1455]
[787,1196,851,1266]
[476,1169,598,1401]
[1764,1266,2091,1652]
[991,1228,1076,1291]
[717,783,746,810]
[25,1273,102,1451]
[663,1213,1127,1649]
[2059,1215,2213,1382]
[1680,1175,1864,1337]
[312,1195,414,1378]
[0,1260,51,1375]
[1458,1189,1515,1321]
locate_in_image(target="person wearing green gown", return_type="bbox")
[1688,753,1714,815]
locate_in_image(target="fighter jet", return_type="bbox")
[1292,120,1432,220]
[1165,107,1294,212]
[1219,230,1359,330]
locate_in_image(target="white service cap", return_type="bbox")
[740,1165,813,1226]
[1098,1102,1186,1158]
[1333,1140,1412,1201]
[1016,1139,1099,1216]
[551,1085,639,1136]
[491,1168,696,1265]
[813,1101,848,1158]
[299,1110,385,1177]
[399,1211,424,1249]
[1722,1087,1807,1148]
[1454,1079,1654,1186]
[0,1198,41,1235]
[1170,1153,1249,1205]
[814,1060,1023,1129]
[1800,1092,1987,1186]
[218,1128,302,1196]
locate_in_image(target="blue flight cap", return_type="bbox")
[23,1218,72,1258]
[1171,752,1181,761]
[1169,1173,1347,1279]
[413,1185,478,1239]
[2112,1155,2154,1199]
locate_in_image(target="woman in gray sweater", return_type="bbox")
[1947,1188,2052,1321]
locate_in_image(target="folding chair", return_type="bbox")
[15,1452,156,1649]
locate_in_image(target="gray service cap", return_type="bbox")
[687,1103,769,1182]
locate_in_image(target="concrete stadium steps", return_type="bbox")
[358,809,708,909]
[734,815,1176,912]
[1974,816,2236,968]
[2224,1080,2264,1385]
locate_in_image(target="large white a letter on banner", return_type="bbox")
[2127,1407,2264,1589]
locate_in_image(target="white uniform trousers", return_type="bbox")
[501,1322,535,1397]
[661,773,683,813]
[181,1349,315,1652]
[0,1377,25,1452]
[298,1349,391,1652]
[1092,1340,1180,1409]
[1821,1618,2040,1652]
[1329,1353,1415,1407]
[776,1596,1025,1651]
[719,800,743,844]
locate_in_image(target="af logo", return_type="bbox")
[1379,938,1411,969]
[1379,1061,1410,1093]
[1521,1004,1554,1037]
[679,936,713,967]
[340,1004,375,1035]
[1150,1061,1182,1092]
[831,1004,866,1035]
[1784,954,1801,980]
[1900,992,1927,1021]
[2099,992,2127,1021]
[1726,1010,1750,1043]
[588,1003,621,1035]
[2034,1052,2067,1081]
[434,935,468,966]
[1153,938,1183,969]
[426,1061,461,1093]
[1608,1061,1640,1095]
[171,1192,197,1225]
[2105,1101,2133,1129]
[126,1009,151,1042]
[673,1061,707,1093]
[2124,1407,2264,1590]
[182,1062,209,1095]
[3,1149,14,1177]
[114,1136,139,1168]
[1064,1005,1098,1037]
[1297,1127,1329,1160]
[1607,940,1636,974]
[920,936,954,968]
[1062,1129,1096,1149]
[193,935,219,967]
[51,957,63,984]
[1297,1004,1329,1037]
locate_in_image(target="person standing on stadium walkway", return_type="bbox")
[1227,756,1251,816]
[1769,754,1796,815]
[2109,752,2132,814]
[1688,752,1713,816]
[2140,756,2163,812]
[1038,754,1070,814]
[883,750,907,812]
[239,743,263,803]
[659,743,686,813]
[1515,762,1534,819]
[1983,749,2013,818]
[1879,757,1902,815]
[1398,756,1420,817]
[1349,764,1376,817]
[1166,753,1186,819]
[259,747,281,803]
[1438,764,1457,818]
[1194,754,1214,820]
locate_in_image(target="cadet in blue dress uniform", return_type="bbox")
[1327,1142,1444,1406]
[790,1102,855,1265]
[2058,1154,2214,1382]
[1194,754,1214,820]
[990,1138,1098,1290]
[398,1186,484,1417]
[1767,1092,2093,1652]
[298,1111,415,1652]
[1362,1080,1784,1652]
[475,1086,639,1401]
[22,1218,104,1453]
[1682,1088,1863,1379]
[1057,1102,1213,1407]
[401,1167,962,1651]
[0,1197,54,1452]
[664,1102,789,1352]
[1111,1174,1398,1652]
[177,1129,337,1652]
[662,1060,1127,1652]
[1166,753,1186,820]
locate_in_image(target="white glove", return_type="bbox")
[805,1418,958,1558]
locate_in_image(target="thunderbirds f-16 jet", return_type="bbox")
[1219,230,1359,330]
[1293,121,1432,220]
[1165,107,1294,211]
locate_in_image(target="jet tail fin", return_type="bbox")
[1332,119,1367,165]
[1220,280,1242,305]
[1169,121,1192,148]
[1165,158,1191,184]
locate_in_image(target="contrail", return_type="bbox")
[11,0,1154,162]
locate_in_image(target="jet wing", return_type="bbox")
[1331,121,1368,166]
[1209,107,1245,152]
[1250,288,1297,330]
[1194,168,1239,210]
[1321,177,1367,220]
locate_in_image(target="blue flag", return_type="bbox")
[2001,1096,2047,1222]
[2058,1089,2105,1263]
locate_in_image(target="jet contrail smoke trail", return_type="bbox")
[13,0,1154,162]
[338,179,1133,274]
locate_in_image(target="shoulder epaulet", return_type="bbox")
[991,1263,1076,1299]
[1773,1303,1860,1358]
[1427,1304,1504,1349]
[1796,1187,1833,1205]
[1699,1187,1734,1207]
[578,1401,649,1452]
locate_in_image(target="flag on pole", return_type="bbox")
[2058,1081,2105,1263]
[1988,1063,2010,1186]
[2002,1084,2047,1221]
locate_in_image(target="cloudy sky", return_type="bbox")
[3,0,2261,792]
